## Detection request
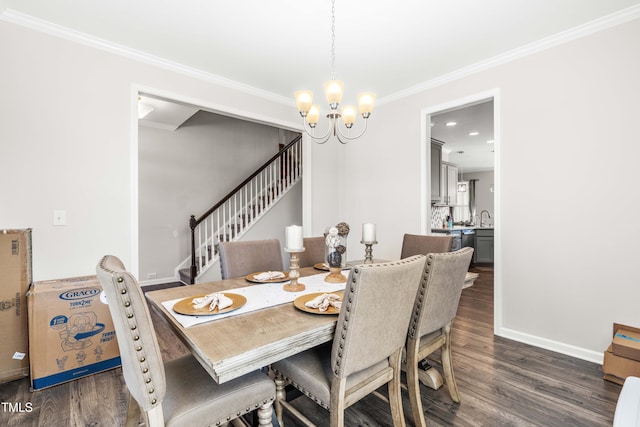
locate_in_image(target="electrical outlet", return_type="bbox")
[53,210,66,226]
[147,273,157,279]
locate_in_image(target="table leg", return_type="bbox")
[274,372,286,426]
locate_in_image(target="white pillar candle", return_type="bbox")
[362,223,376,243]
[285,225,303,250]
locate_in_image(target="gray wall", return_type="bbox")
[138,110,299,282]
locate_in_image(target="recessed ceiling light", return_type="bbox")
[445,121,457,126]
[486,139,495,144]
[469,131,479,136]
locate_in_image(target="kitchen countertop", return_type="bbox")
[432,225,494,232]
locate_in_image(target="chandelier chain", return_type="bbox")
[330,0,336,80]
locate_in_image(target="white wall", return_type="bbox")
[0,20,315,281]
[138,111,297,282]
[341,18,640,362]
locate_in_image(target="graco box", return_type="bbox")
[27,275,121,390]
[0,229,32,383]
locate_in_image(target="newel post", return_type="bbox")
[189,215,197,285]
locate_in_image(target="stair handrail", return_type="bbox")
[189,134,302,282]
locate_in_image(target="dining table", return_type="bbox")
[146,264,479,385]
[145,266,346,384]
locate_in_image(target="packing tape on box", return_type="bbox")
[616,333,640,343]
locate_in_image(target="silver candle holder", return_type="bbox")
[361,240,378,264]
[283,247,305,292]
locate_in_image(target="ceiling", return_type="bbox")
[3,0,639,169]
[431,100,495,172]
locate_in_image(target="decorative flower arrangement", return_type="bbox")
[325,222,350,268]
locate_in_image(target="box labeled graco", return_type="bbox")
[0,229,32,384]
[28,275,121,390]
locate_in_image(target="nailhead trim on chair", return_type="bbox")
[102,256,276,425]
[409,259,430,338]
[114,274,159,407]
[332,265,359,377]
[212,396,276,426]
[278,373,330,410]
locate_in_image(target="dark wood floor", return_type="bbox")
[0,267,622,426]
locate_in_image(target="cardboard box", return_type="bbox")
[613,323,640,362]
[27,275,121,390]
[0,229,32,383]
[604,344,640,385]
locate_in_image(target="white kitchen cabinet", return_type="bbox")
[440,162,458,206]
[431,140,443,203]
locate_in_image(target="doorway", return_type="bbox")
[420,89,501,331]
[131,88,305,284]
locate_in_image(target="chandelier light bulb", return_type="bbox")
[306,105,321,127]
[341,105,357,128]
[324,80,344,109]
[357,92,376,118]
[294,90,313,116]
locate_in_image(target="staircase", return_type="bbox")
[176,136,302,284]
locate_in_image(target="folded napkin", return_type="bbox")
[305,293,342,312]
[192,293,233,311]
[254,271,286,281]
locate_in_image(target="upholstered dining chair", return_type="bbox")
[297,236,326,268]
[96,255,275,427]
[272,255,427,427]
[400,233,454,259]
[614,376,640,426]
[218,238,284,279]
[405,247,473,427]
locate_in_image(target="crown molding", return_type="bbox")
[0,8,294,107]
[379,4,640,106]
[2,5,639,108]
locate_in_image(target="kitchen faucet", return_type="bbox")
[480,210,491,227]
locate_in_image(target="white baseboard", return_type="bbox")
[496,326,604,365]
[139,276,179,287]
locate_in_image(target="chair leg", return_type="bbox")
[256,400,274,427]
[124,393,141,427]
[388,349,407,427]
[329,376,347,427]
[442,323,460,403]
[406,338,427,427]
[274,372,286,427]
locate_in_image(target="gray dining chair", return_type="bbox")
[405,247,473,427]
[218,238,284,279]
[297,236,326,268]
[400,233,454,259]
[96,255,275,427]
[272,255,427,427]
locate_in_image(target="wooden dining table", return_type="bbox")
[146,266,341,384]
[146,265,479,385]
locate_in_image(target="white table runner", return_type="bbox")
[162,273,346,328]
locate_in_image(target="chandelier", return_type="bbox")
[294,0,376,144]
